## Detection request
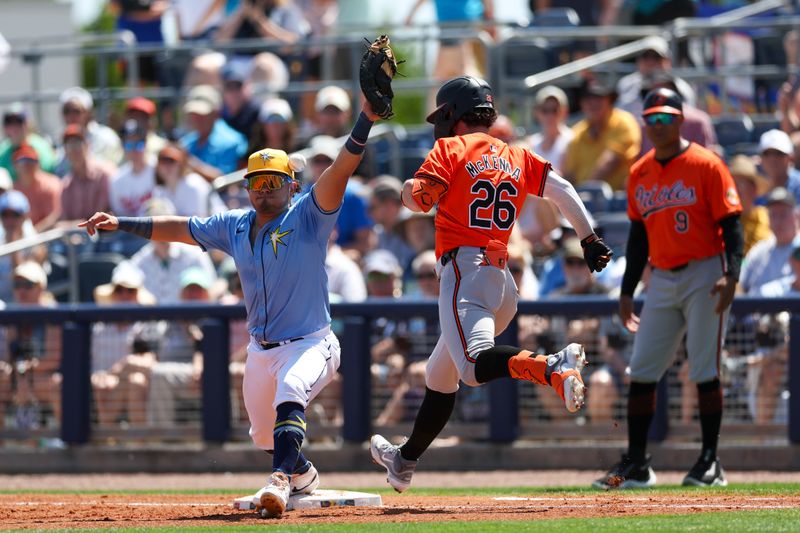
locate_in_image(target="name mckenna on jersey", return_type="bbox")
[635,180,697,218]
[465,154,521,181]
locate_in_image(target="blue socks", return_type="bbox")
[272,402,307,476]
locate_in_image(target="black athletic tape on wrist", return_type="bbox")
[580,233,599,248]
[117,216,153,239]
[344,112,374,155]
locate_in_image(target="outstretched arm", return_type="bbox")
[79,213,197,246]
[313,100,381,212]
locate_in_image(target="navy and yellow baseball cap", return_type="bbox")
[642,88,683,116]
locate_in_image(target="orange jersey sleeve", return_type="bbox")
[414,132,550,257]
[628,143,743,270]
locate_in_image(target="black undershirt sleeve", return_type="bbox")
[719,214,744,282]
[620,220,649,297]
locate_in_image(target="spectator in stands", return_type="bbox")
[301,86,352,142]
[375,359,427,426]
[756,129,800,205]
[0,103,55,181]
[396,208,436,262]
[247,51,290,100]
[368,175,415,271]
[729,155,771,255]
[528,86,573,172]
[152,144,225,217]
[124,97,166,161]
[0,191,41,303]
[249,98,297,156]
[778,79,800,136]
[326,228,367,303]
[586,318,632,424]
[91,262,159,427]
[172,0,225,41]
[58,87,123,174]
[363,249,403,298]
[217,257,250,423]
[110,120,156,217]
[147,267,213,426]
[793,131,800,172]
[5,261,61,428]
[638,71,718,156]
[130,201,217,303]
[487,115,516,145]
[562,79,641,191]
[507,240,539,300]
[109,0,168,85]
[305,135,373,256]
[215,0,310,65]
[550,237,610,297]
[740,187,799,296]
[12,145,62,231]
[295,0,339,119]
[221,61,261,138]
[58,125,114,227]
[406,0,494,108]
[408,250,439,299]
[180,85,248,180]
[616,37,696,116]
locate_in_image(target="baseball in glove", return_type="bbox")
[360,35,402,120]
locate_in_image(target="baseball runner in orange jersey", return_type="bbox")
[370,76,613,492]
[594,88,745,490]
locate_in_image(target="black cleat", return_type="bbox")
[593,453,657,489]
[682,450,728,487]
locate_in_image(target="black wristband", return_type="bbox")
[344,112,374,155]
[117,216,154,239]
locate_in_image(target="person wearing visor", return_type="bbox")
[594,88,745,489]
[81,97,383,518]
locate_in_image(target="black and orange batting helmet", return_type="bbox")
[426,76,495,140]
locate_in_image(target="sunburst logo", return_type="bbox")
[268,226,292,257]
[260,152,272,164]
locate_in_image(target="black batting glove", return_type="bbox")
[581,233,613,273]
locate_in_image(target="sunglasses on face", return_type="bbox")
[644,113,678,126]
[123,140,146,152]
[62,107,83,116]
[158,156,179,165]
[246,173,292,192]
[13,279,37,290]
[1,210,22,219]
[113,285,137,295]
[3,117,24,126]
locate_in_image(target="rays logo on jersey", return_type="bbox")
[269,226,293,257]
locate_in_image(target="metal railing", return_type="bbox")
[0,228,93,302]
[0,297,797,446]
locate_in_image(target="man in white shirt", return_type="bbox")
[325,229,367,302]
[110,120,156,216]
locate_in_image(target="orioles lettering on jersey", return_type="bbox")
[412,132,550,257]
[634,180,697,218]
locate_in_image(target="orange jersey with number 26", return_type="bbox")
[412,132,551,258]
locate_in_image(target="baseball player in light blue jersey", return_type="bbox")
[81,100,382,518]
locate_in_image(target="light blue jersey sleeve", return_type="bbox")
[294,188,341,244]
[188,212,234,255]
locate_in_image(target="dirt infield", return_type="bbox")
[1,492,799,529]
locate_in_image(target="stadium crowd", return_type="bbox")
[0,0,798,435]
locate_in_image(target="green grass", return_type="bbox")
[16,510,800,532]
[3,482,799,496]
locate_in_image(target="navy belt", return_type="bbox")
[259,337,303,350]
[440,247,486,266]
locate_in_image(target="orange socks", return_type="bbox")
[507,351,582,401]
[507,351,549,385]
